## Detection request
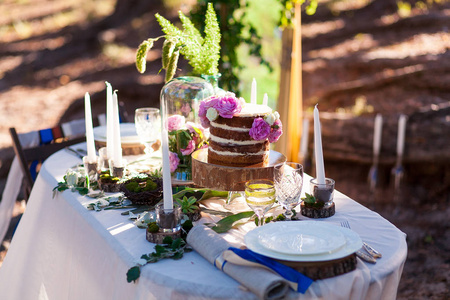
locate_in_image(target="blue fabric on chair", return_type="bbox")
[226,247,314,293]
[39,128,54,144]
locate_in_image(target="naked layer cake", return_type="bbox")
[199,93,283,167]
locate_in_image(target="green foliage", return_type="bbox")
[191,1,273,93]
[175,196,199,214]
[136,39,155,73]
[136,3,221,81]
[279,0,318,28]
[211,211,255,233]
[126,266,140,283]
[147,222,160,233]
[127,234,192,283]
[302,193,325,209]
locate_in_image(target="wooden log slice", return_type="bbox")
[279,253,357,280]
[98,180,121,193]
[300,202,336,218]
[146,228,181,244]
[191,148,286,191]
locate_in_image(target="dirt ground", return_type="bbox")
[0,0,449,299]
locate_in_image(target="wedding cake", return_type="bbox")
[199,93,283,167]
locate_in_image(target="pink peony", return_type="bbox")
[185,121,202,134]
[169,151,180,173]
[199,96,219,118]
[214,95,242,118]
[199,96,220,128]
[180,139,196,156]
[167,115,185,131]
[268,119,283,143]
[249,118,271,141]
[200,116,210,129]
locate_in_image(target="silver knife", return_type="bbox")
[363,242,382,258]
[356,250,377,264]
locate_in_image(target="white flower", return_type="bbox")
[273,111,280,120]
[206,107,219,122]
[65,170,79,187]
[264,113,277,126]
[134,258,148,266]
[238,97,246,107]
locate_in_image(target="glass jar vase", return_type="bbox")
[160,76,214,181]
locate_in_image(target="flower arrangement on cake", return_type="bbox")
[198,92,283,167]
[167,115,208,180]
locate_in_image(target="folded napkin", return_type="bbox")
[187,225,312,300]
[223,247,313,293]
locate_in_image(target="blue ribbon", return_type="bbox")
[228,247,313,293]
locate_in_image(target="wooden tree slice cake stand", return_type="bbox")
[191,149,286,192]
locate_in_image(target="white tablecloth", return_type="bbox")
[0,145,407,300]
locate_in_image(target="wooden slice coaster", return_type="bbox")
[146,228,181,244]
[278,253,357,280]
[300,202,336,218]
[98,180,121,193]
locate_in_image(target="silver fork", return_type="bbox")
[340,220,381,264]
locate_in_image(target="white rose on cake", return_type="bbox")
[206,107,219,122]
[264,111,280,126]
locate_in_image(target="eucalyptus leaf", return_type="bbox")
[126,266,141,283]
[211,211,254,233]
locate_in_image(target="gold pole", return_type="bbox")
[275,3,302,162]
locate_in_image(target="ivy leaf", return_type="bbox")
[126,266,141,283]
[162,236,173,245]
[171,238,183,250]
[211,211,254,233]
[75,187,89,196]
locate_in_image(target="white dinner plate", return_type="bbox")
[245,221,362,262]
[93,123,140,144]
[258,222,346,255]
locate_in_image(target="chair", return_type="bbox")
[9,124,86,202]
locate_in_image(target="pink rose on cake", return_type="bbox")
[268,119,283,143]
[249,111,283,142]
[199,93,242,127]
[199,96,219,128]
[249,117,271,140]
[167,115,185,131]
[214,93,242,118]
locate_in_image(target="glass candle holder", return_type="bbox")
[155,202,182,233]
[82,156,98,189]
[108,159,126,179]
[310,178,335,208]
[98,147,110,171]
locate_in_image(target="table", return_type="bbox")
[0,144,407,300]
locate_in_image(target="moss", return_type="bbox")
[147,222,159,233]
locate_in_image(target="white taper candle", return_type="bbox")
[112,91,122,166]
[84,92,96,162]
[160,97,173,210]
[262,93,268,106]
[105,81,114,159]
[313,104,326,185]
[251,78,257,105]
